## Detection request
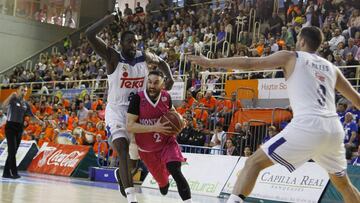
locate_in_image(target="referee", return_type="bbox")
[2,85,43,179]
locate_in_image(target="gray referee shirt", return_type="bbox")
[6,96,34,124]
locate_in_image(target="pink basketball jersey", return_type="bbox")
[135,90,176,152]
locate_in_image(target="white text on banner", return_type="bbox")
[258,78,288,99]
[167,81,185,100]
[223,160,329,203]
[142,153,239,197]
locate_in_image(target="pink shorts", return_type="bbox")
[138,140,186,187]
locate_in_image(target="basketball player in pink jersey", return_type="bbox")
[127,70,192,203]
[189,26,360,203]
[85,13,174,203]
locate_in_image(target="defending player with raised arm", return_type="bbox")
[85,12,174,203]
[189,26,360,203]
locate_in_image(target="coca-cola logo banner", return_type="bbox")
[28,143,91,176]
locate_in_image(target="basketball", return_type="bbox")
[159,111,184,134]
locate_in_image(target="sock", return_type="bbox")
[125,187,137,203]
[184,199,193,203]
[227,194,244,203]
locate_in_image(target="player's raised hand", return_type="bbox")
[187,55,212,68]
[154,119,173,135]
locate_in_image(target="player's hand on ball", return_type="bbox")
[154,119,173,135]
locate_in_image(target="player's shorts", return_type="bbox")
[261,115,347,175]
[105,105,139,160]
[138,139,186,187]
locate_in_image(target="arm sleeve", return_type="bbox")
[25,102,35,117]
[127,94,141,115]
[169,95,173,109]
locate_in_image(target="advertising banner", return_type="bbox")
[168,81,185,100]
[258,78,288,99]
[0,140,37,169]
[224,160,329,203]
[27,143,91,176]
[142,153,239,197]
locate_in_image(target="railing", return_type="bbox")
[199,66,360,95]
[0,75,189,102]
[180,144,226,155]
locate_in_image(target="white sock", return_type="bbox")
[125,187,137,203]
[184,199,193,203]
[227,194,244,203]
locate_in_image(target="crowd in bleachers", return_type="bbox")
[0,0,359,163]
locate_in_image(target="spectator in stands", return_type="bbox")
[334,53,346,66]
[123,3,133,16]
[83,94,92,110]
[280,26,295,47]
[177,120,193,145]
[210,123,226,154]
[225,138,240,156]
[343,38,358,59]
[176,101,187,116]
[135,2,144,14]
[268,12,284,36]
[93,134,108,159]
[193,102,209,127]
[243,146,252,157]
[350,145,360,166]
[329,28,346,51]
[185,90,196,108]
[77,100,89,126]
[0,109,7,127]
[189,122,206,147]
[346,104,360,123]
[230,91,242,112]
[262,126,278,144]
[200,91,217,112]
[343,112,359,158]
[345,9,360,38]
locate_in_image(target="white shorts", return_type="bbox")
[105,105,139,160]
[261,115,347,175]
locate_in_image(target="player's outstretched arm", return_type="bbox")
[145,51,175,90]
[187,50,295,72]
[2,92,16,109]
[85,13,119,74]
[335,68,360,109]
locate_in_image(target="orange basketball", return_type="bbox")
[159,111,184,134]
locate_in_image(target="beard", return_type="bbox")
[122,49,136,60]
[147,89,161,101]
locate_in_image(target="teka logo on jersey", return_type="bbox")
[120,72,145,88]
[46,150,84,167]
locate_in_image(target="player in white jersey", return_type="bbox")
[85,13,174,203]
[188,26,360,203]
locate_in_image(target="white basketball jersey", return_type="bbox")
[287,51,338,118]
[107,50,148,107]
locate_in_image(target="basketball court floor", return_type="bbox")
[0,170,228,203]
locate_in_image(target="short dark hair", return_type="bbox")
[299,26,323,52]
[16,84,28,90]
[120,30,136,42]
[215,123,223,129]
[148,70,164,78]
